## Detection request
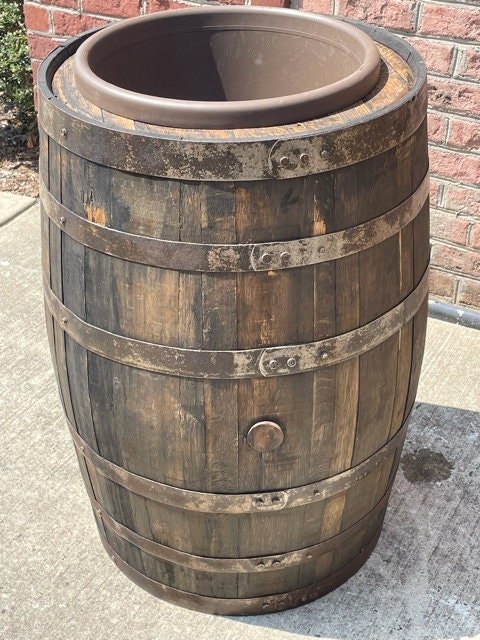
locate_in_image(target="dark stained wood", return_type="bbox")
[39,27,430,614]
[235,177,315,494]
[42,37,426,183]
[389,224,415,438]
[60,148,99,453]
[40,134,59,402]
[52,42,414,145]
[47,138,77,428]
[176,182,206,502]
[96,524,383,615]
[200,183,240,495]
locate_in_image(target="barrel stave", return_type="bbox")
[79,450,397,599]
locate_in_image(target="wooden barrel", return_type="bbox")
[38,18,429,615]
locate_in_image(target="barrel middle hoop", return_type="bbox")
[68,412,409,513]
[38,82,427,181]
[43,264,429,379]
[40,172,429,273]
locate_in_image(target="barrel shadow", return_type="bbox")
[231,401,480,640]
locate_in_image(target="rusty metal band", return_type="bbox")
[40,173,429,273]
[68,411,409,513]
[98,525,382,614]
[37,26,427,181]
[43,265,429,379]
[87,480,391,573]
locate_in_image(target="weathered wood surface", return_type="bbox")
[38,32,427,181]
[39,23,429,614]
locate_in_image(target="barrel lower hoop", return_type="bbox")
[68,410,409,513]
[39,172,428,272]
[43,265,428,380]
[89,480,392,572]
[99,526,383,615]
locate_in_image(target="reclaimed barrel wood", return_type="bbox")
[38,20,429,615]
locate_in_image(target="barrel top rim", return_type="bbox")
[72,7,381,129]
[38,18,426,146]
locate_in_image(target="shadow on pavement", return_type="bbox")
[231,402,480,640]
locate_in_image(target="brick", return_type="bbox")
[429,268,456,302]
[470,224,480,251]
[300,0,332,12]
[28,33,62,59]
[24,3,50,32]
[428,79,480,117]
[457,277,480,310]
[337,0,416,32]
[52,11,109,36]
[431,242,480,278]
[82,0,141,18]
[40,0,77,8]
[430,178,443,207]
[447,118,480,153]
[444,184,480,218]
[431,209,470,245]
[145,0,192,11]
[429,147,480,186]
[251,0,290,5]
[427,112,448,144]
[30,59,42,85]
[419,3,480,41]
[404,37,454,76]
[457,47,480,81]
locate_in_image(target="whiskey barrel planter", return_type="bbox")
[38,8,429,615]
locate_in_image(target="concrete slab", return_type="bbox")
[1,203,479,640]
[0,191,37,226]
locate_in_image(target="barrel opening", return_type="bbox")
[84,27,366,102]
[73,7,381,128]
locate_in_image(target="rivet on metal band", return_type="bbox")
[84,479,392,573]
[39,173,429,272]
[43,264,429,380]
[67,411,409,513]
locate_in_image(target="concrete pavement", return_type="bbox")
[1,197,479,640]
[0,191,36,226]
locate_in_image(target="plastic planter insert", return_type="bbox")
[73,7,381,129]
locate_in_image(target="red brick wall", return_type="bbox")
[24,0,480,310]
